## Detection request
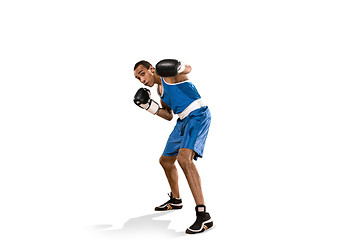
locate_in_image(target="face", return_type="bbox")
[134,65,156,87]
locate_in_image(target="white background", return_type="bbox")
[1,0,359,239]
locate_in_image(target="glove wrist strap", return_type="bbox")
[147,99,160,115]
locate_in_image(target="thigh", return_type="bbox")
[163,120,184,157]
[180,108,211,160]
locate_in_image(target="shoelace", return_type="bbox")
[159,193,173,206]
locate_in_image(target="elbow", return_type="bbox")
[167,114,173,121]
[166,112,173,121]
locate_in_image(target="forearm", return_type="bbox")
[156,108,173,121]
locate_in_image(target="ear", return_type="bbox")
[149,65,155,74]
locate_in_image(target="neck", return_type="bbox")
[154,74,162,85]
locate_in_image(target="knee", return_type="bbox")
[177,153,192,170]
[159,155,175,170]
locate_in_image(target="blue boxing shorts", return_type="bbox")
[163,106,211,160]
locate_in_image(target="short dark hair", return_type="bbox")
[134,60,152,71]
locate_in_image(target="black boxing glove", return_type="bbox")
[155,59,186,77]
[133,88,160,115]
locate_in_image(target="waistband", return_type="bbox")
[178,99,206,120]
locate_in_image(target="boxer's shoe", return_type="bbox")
[186,205,213,234]
[154,193,183,211]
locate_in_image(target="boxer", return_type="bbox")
[133,59,213,234]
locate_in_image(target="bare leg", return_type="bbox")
[177,148,205,205]
[159,155,180,198]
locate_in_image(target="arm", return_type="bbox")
[180,64,192,75]
[133,88,173,121]
[156,99,173,121]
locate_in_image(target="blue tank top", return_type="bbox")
[160,77,201,114]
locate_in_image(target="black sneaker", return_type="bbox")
[186,205,213,234]
[154,193,183,211]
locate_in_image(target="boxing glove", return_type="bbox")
[155,59,186,77]
[133,88,160,115]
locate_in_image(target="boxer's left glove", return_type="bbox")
[156,59,186,77]
[133,88,160,115]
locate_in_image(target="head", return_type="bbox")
[134,60,157,87]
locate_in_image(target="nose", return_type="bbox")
[140,77,146,84]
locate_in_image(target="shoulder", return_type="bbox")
[164,74,190,84]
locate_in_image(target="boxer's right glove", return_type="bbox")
[133,88,160,115]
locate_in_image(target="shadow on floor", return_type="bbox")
[89,212,185,239]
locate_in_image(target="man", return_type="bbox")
[133,59,213,234]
